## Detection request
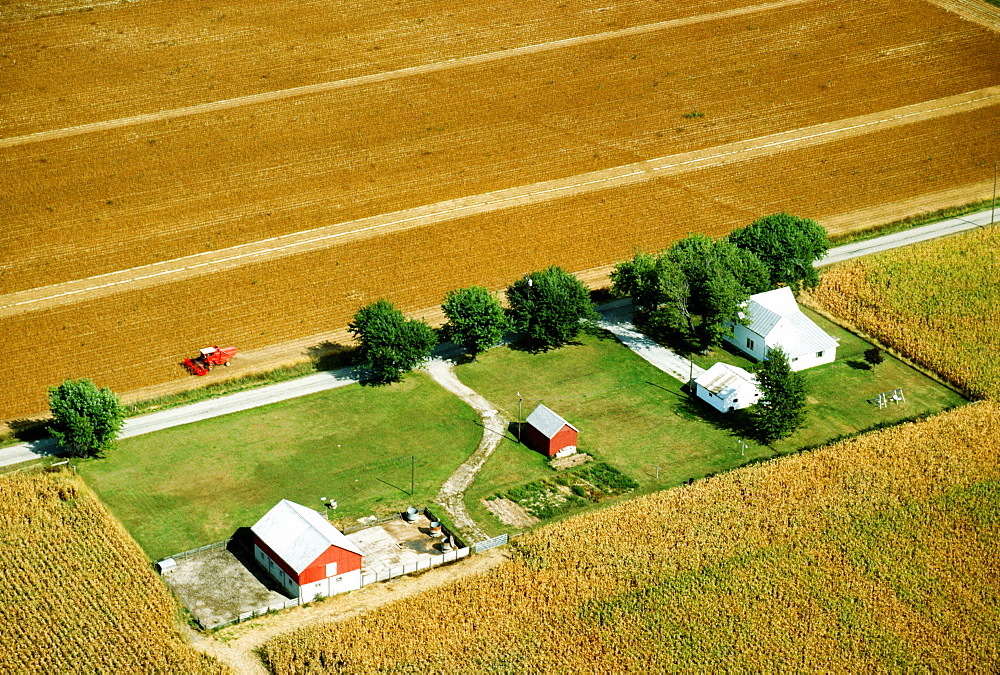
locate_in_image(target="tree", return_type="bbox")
[864,346,884,369]
[507,266,598,350]
[728,213,830,291]
[441,286,509,357]
[666,234,770,346]
[611,251,693,333]
[349,299,437,381]
[47,379,125,458]
[746,346,808,442]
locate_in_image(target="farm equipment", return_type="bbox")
[184,346,237,376]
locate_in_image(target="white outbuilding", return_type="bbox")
[694,362,761,413]
[725,287,838,371]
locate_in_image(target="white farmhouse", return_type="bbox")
[724,287,838,371]
[694,362,761,413]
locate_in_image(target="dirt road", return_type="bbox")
[193,547,507,674]
[423,358,509,543]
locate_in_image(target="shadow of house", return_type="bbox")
[227,527,288,596]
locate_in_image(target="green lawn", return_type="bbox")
[80,373,481,560]
[459,322,966,535]
[690,306,967,451]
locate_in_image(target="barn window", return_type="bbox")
[326,562,338,577]
[746,338,755,350]
[816,351,824,358]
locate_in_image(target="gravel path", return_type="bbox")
[598,301,705,384]
[422,358,508,543]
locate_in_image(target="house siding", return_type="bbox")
[726,324,767,361]
[549,425,578,457]
[523,422,578,457]
[299,544,362,585]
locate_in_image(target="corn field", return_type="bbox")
[810,227,1000,400]
[259,401,1000,672]
[0,471,229,674]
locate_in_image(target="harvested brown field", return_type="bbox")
[2,0,999,420]
[1,0,794,135]
[809,227,1000,400]
[3,103,1000,420]
[4,0,1000,291]
[0,470,229,673]
[258,402,1000,672]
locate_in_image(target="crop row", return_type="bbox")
[258,402,1000,672]
[2,105,999,420]
[809,226,1000,400]
[0,471,229,673]
[4,0,999,292]
[2,0,780,134]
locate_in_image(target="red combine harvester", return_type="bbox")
[184,346,237,376]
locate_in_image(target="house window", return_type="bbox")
[326,562,338,577]
[816,351,824,358]
[746,338,755,350]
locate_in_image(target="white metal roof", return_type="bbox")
[526,403,578,439]
[694,362,759,399]
[742,287,838,356]
[251,499,362,574]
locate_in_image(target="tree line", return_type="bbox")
[350,265,597,382]
[47,212,829,457]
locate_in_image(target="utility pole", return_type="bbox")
[411,455,415,496]
[516,392,523,442]
[992,161,997,225]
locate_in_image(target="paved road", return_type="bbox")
[816,208,997,266]
[0,367,362,468]
[2,207,994,468]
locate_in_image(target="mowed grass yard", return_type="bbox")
[80,373,481,561]
[460,319,965,535]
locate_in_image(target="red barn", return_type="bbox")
[523,404,579,458]
[251,499,363,601]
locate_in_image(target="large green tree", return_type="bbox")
[441,285,509,358]
[611,251,694,334]
[349,299,437,381]
[48,379,126,458]
[746,346,808,442]
[728,212,830,291]
[612,235,769,347]
[507,266,598,350]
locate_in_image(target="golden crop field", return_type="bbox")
[259,402,1000,672]
[0,470,229,673]
[2,0,999,422]
[810,227,1000,400]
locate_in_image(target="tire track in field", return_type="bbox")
[0,0,814,149]
[927,0,1000,32]
[2,85,998,319]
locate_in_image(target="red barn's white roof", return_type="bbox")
[526,404,578,439]
[252,499,362,573]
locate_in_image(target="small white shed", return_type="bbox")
[694,362,761,413]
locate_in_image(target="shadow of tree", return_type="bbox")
[306,342,358,371]
[8,418,49,443]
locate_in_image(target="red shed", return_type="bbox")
[251,499,363,601]
[523,403,579,458]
